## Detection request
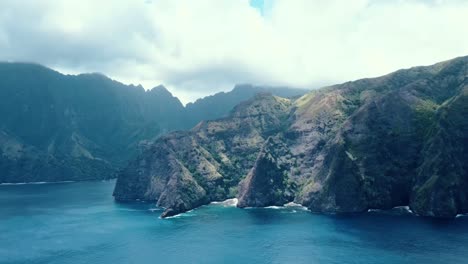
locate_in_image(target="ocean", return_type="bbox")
[1,180,468,264]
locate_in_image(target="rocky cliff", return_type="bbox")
[114,56,468,218]
[114,93,292,216]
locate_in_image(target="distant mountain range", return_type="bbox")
[0,62,307,183]
[113,56,468,218]
[185,84,305,127]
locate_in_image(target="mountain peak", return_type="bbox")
[149,85,173,97]
[232,84,254,91]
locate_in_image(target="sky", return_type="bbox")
[1,0,468,104]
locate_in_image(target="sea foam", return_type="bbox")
[265,206,282,209]
[393,206,413,214]
[0,180,75,186]
[160,209,196,219]
[210,198,238,207]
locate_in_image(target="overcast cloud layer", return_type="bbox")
[1,0,468,103]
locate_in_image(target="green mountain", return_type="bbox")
[114,56,468,218]
[0,62,307,183]
[185,84,306,127]
[0,63,187,183]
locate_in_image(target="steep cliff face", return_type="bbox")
[115,56,468,218]
[237,136,294,208]
[295,56,468,217]
[411,86,468,217]
[114,94,293,216]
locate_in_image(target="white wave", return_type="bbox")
[367,206,414,214]
[265,206,283,209]
[283,202,309,210]
[160,208,197,219]
[160,210,196,219]
[284,202,301,207]
[0,183,26,186]
[210,198,238,207]
[392,206,414,214]
[265,204,309,210]
[161,214,181,219]
[240,202,309,211]
[456,214,467,218]
[0,180,75,186]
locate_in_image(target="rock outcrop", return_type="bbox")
[114,94,293,217]
[115,56,468,218]
[237,136,294,208]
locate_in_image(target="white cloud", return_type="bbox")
[1,0,468,104]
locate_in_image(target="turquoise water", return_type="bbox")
[1,180,468,264]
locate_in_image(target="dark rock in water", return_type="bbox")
[115,55,468,219]
[160,208,178,218]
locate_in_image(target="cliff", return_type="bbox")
[114,55,468,218]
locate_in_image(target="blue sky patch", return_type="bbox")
[249,0,265,15]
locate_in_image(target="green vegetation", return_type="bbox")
[413,99,438,139]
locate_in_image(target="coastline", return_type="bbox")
[0,181,76,186]
[0,179,115,186]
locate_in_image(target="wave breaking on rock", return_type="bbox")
[210,198,238,207]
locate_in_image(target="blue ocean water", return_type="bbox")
[1,180,468,264]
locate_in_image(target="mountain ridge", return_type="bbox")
[114,55,468,218]
[0,62,307,183]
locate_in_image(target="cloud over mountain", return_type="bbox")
[1,0,467,103]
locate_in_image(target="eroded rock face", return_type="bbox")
[115,56,468,218]
[295,57,468,217]
[237,136,294,208]
[410,87,468,217]
[114,94,293,217]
